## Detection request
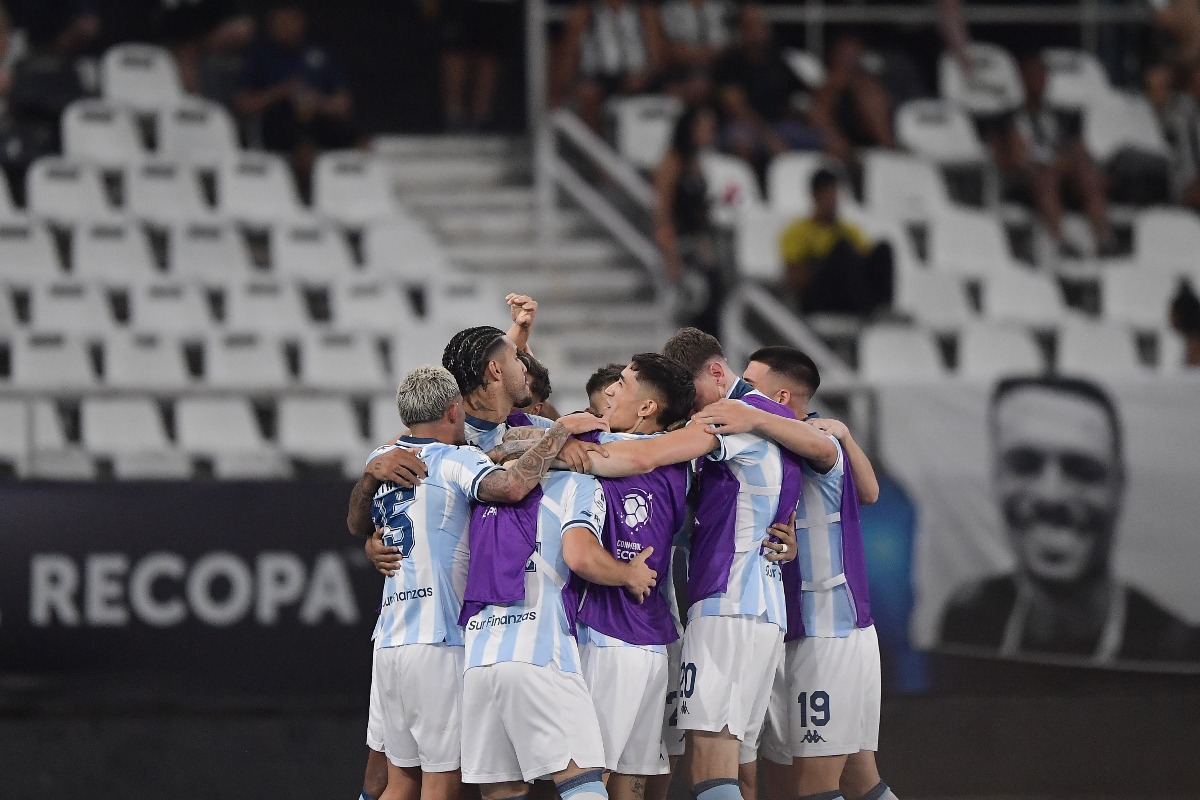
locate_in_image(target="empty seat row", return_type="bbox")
[0,394,408,480]
[858,322,1187,382]
[0,329,445,392]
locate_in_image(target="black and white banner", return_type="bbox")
[0,482,381,709]
[878,374,1200,673]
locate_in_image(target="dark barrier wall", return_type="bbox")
[0,481,378,711]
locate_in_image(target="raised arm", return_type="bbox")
[477,414,608,502]
[693,399,838,472]
[505,293,538,354]
[562,534,657,603]
[559,423,718,477]
[807,418,880,504]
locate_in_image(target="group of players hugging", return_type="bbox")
[345,294,898,800]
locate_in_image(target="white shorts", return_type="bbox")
[461,661,607,784]
[580,644,671,775]
[677,615,784,741]
[740,651,790,765]
[366,644,464,771]
[663,639,685,757]
[763,625,882,760]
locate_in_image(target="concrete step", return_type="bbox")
[431,208,598,244]
[443,239,631,269]
[388,157,521,192]
[405,186,538,215]
[373,134,525,159]
[451,265,649,302]
[533,303,674,334]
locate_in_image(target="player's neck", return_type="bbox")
[463,389,511,424]
[406,423,456,446]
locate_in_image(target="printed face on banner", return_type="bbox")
[993,387,1122,586]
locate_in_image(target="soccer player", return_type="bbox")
[459,468,657,800]
[517,349,561,420]
[694,346,894,800]
[560,329,835,800]
[573,354,696,800]
[585,363,626,416]
[348,365,608,800]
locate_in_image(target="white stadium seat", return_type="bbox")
[1134,207,1200,275]
[168,221,255,285]
[893,270,975,333]
[0,400,30,471]
[0,401,92,479]
[0,221,64,287]
[605,94,683,170]
[203,333,291,390]
[298,332,389,392]
[71,221,160,285]
[61,99,146,168]
[277,396,363,462]
[10,333,97,390]
[700,151,763,227]
[125,161,211,224]
[100,43,184,112]
[1101,269,1181,328]
[329,279,412,335]
[270,219,356,282]
[103,332,191,390]
[25,401,99,481]
[368,393,404,444]
[81,396,193,479]
[957,323,1045,380]
[1057,322,1145,377]
[980,270,1068,327]
[26,157,118,223]
[895,99,987,164]
[388,328,446,378]
[217,152,303,224]
[766,152,857,216]
[222,281,311,335]
[156,97,239,167]
[361,217,453,284]
[312,150,401,224]
[864,150,952,225]
[0,286,17,332]
[175,397,269,455]
[735,206,790,282]
[0,170,18,219]
[858,325,947,382]
[111,451,196,480]
[27,283,115,337]
[127,283,214,337]
[1043,47,1111,112]
[1084,91,1169,163]
[939,43,1025,116]
[928,206,1020,277]
[1157,327,1188,373]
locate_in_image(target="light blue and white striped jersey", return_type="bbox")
[795,437,858,638]
[369,436,501,649]
[464,412,555,453]
[688,391,789,628]
[464,471,606,673]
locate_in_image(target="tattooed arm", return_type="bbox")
[476,413,608,502]
[484,426,545,464]
[346,447,428,536]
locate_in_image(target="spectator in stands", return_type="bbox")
[812,34,897,153]
[991,52,1116,258]
[658,0,730,101]
[710,4,836,169]
[654,104,724,334]
[1146,61,1200,210]
[1170,279,1200,367]
[441,0,520,132]
[21,0,100,56]
[552,0,665,134]
[235,2,362,192]
[160,0,256,94]
[940,376,1199,663]
[1149,0,1200,65]
[777,168,893,318]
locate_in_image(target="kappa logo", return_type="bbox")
[482,507,498,517]
[678,701,689,715]
[801,730,826,744]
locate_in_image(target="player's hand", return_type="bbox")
[559,439,609,473]
[365,447,426,488]
[763,512,798,563]
[506,293,538,329]
[806,417,849,441]
[366,528,402,577]
[557,412,610,436]
[623,546,657,603]
[694,399,761,436]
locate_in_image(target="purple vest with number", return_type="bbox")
[574,432,688,645]
[687,383,805,603]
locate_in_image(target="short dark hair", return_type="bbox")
[1171,279,1200,335]
[442,326,507,396]
[990,375,1123,461]
[629,352,697,428]
[662,327,724,378]
[748,346,821,396]
[586,363,625,397]
[810,168,838,195]
[517,350,552,402]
